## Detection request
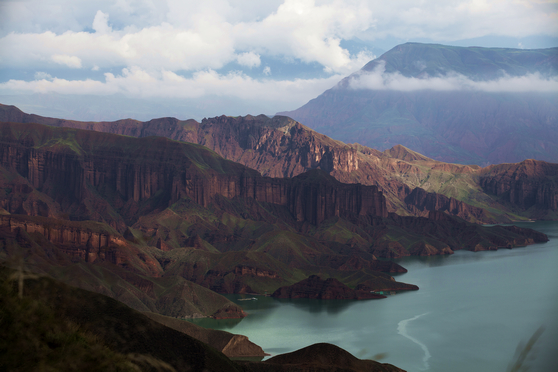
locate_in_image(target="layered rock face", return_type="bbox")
[195,115,359,175]
[0,215,125,264]
[3,104,558,222]
[0,122,387,228]
[0,105,498,222]
[404,187,488,221]
[0,107,360,178]
[479,159,558,213]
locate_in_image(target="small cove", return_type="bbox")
[189,221,558,371]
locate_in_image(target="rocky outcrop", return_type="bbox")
[233,265,280,278]
[211,304,248,319]
[0,122,387,227]
[272,275,385,300]
[479,159,558,213]
[404,187,488,222]
[242,343,405,372]
[0,214,124,264]
[196,115,359,176]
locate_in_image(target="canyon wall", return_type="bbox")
[0,214,124,264]
[479,159,558,212]
[0,122,387,227]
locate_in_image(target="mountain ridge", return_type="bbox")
[279,43,558,166]
[3,103,556,222]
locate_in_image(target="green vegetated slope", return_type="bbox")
[375,145,558,221]
[280,43,558,166]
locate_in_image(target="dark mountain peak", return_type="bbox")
[264,342,405,371]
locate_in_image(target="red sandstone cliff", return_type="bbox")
[478,159,558,216]
[4,104,555,222]
[0,122,387,230]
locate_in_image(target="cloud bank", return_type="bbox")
[349,62,558,93]
[0,67,343,109]
[0,0,375,75]
[0,0,557,119]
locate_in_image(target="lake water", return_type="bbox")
[190,222,558,371]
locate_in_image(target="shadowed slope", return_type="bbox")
[241,343,405,372]
[0,266,243,372]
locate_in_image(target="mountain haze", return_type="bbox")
[280,43,558,166]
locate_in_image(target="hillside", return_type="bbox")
[0,266,403,372]
[279,43,558,166]
[0,120,548,316]
[2,104,556,222]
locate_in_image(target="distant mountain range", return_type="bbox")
[279,43,558,166]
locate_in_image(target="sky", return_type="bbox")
[0,0,557,121]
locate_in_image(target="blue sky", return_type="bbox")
[0,0,557,121]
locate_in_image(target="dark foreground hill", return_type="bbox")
[279,43,558,166]
[0,266,404,372]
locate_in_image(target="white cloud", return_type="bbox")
[0,0,557,119]
[349,61,558,93]
[233,0,375,74]
[0,67,343,107]
[359,0,558,42]
[236,52,261,68]
[51,54,82,68]
[1,1,556,74]
[0,0,376,74]
[92,10,112,34]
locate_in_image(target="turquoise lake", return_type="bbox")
[190,222,558,371]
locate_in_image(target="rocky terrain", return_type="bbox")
[0,120,548,321]
[240,343,404,372]
[272,275,388,300]
[280,43,558,166]
[3,104,557,222]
